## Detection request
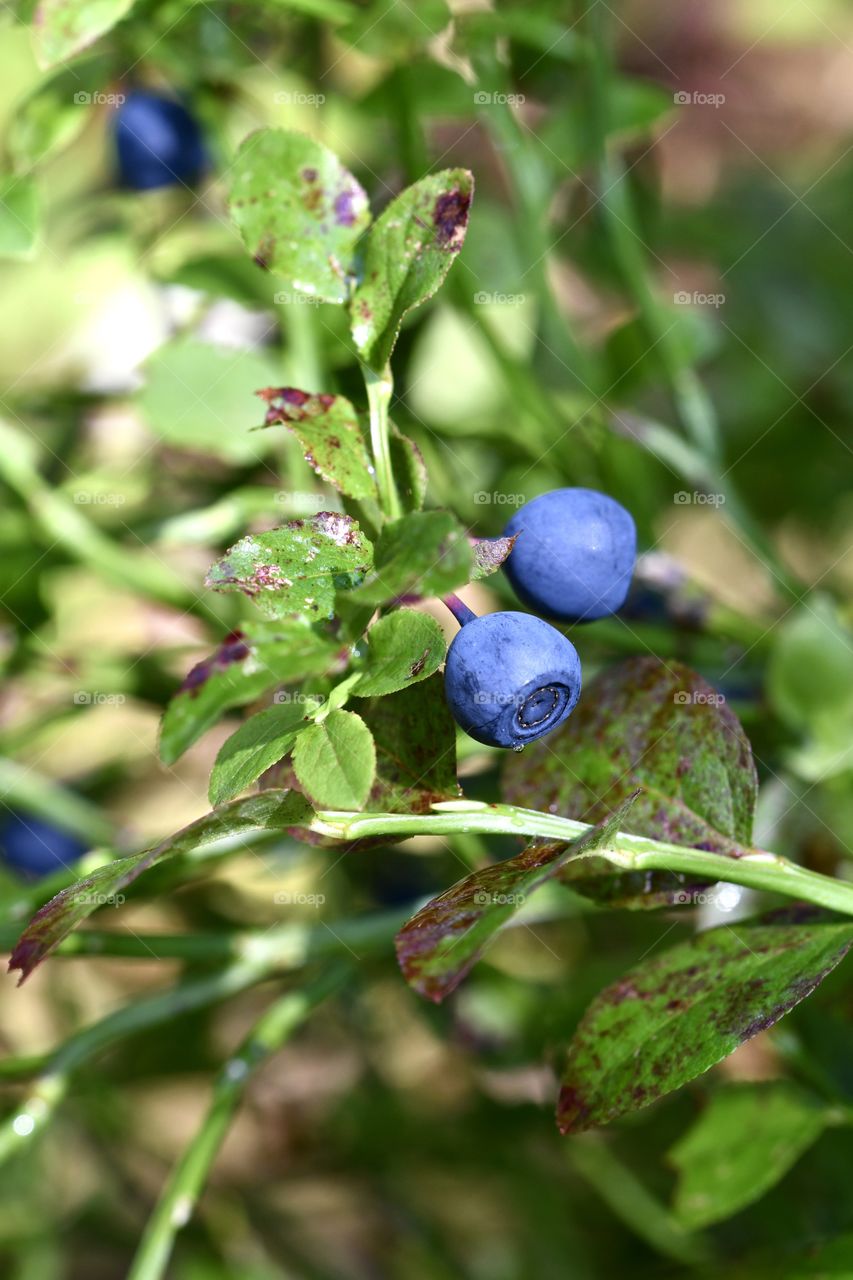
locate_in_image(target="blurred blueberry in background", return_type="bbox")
[0,811,87,877]
[114,90,208,191]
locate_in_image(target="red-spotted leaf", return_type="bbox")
[397,800,637,1002]
[557,909,853,1135]
[206,512,373,620]
[9,791,313,983]
[351,169,474,370]
[256,387,377,501]
[504,657,757,857]
[228,129,370,303]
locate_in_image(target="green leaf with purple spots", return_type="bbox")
[557,910,853,1135]
[351,169,474,369]
[256,387,378,501]
[396,801,636,1002]
[159,623,339,764]
[503,656,757,858]
[668,1082,830,1229]
[471,534,519,580]
[350,510,472,606]
[9,791,313,983]
[205,512,373,620]
[228,129,370,304]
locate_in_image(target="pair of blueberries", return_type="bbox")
[445,489,636,749]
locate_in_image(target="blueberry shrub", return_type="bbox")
[0,1,852,1276]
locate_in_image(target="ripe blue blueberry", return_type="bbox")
[444,608,581,748]
[114,91,208,191]
[504,488,636,623]
[0,811,86,878]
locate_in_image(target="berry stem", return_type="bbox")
[443,594,477,626]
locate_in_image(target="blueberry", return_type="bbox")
[114,91,208,191]
[444,609,581,748]
[503,488,636,623]
[0,811,87,878]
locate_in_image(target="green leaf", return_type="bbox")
[471,534,518,580]
[361,673,460,814]
[292,709,376,809]
[209,700,318,807]
[138,339,282,463]
[389,429,428,512]
[33,0,137,68]
[8,61,112,167]
[270,0,354,20]
[504,656,758,857]
[160,624,337,764]
[557,910,853,1135]
[9,791,313,982]
[0,175,39,260]
[669,1082,830,1229]
[341,0,451,57]
[206,512,373,620]
[351,510,472,606]
[397,802,637,1002]
[351,169,474,369]
[228,129,370,304]
[353,608,445,697]
[257,387,377,500]
[768,597,853,780]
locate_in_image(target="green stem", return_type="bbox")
[127,967,348,1280]
[584,11,801,601]
[0,911,405,1087]
[0,417,221,625]
[309,802,853,918]
[0,908,407,966]
[363,364,401,520]
[568,1134,711,1266]
[583,7,718,461]
[470,52,597,394]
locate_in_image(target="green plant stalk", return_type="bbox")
[309,802,853,918]
[568,1134,711,1266]
[127,966,348,1280]
[363,364,401,520]
[583,8,718,462]
[470,51,597,395]
[0,417,221,624]
[0,912,405,1090]
[584,14,802,602]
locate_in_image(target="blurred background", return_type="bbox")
[0,0,852,1276]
